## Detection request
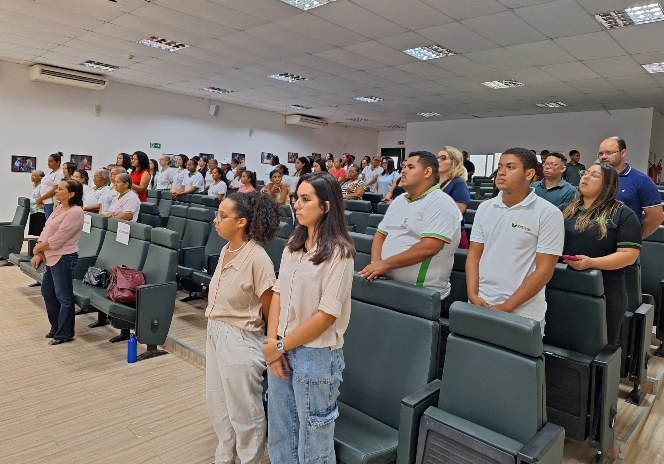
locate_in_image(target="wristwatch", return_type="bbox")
[276,340,286,354]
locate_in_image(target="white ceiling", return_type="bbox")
[2,0,664,130]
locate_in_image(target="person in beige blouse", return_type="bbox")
[262,172,355,464]
[205,191,282,464]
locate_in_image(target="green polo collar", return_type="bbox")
[404,183,440,203]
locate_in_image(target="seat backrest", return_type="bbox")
[165,204,188,242]
[13,197,30,226]
[190,194,204,205]
[181,207,211,248]
[642,226,664,313]
[463,209,476,225]
[94,219,151,272]
[340,276,440,429]
[345,201,372,234]
[201,196,219,208]
[448,250,468,310]
[264,223,289,274]
[362,192,382,205]
[349,231,372,272]
[142,228,179,283]
[364,213,384,236]
[138,202,162,228]
[624,263,642,313]
[279,204,294,229]
[78,214,107,258]
[544,265,607,355]
[374,202,389,214]
[441,302,544,445]
[345,199,373,213]
[146,189,160,204]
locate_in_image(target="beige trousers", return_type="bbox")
[206,319,266,464]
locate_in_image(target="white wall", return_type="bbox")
[377,130,407,150]
[650,110,664,166]
[406,108,655,172]
[0,60,378,218]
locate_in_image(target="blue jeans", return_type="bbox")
[41,253,78,340]
[43,203,54,219]
[267,347,344,464]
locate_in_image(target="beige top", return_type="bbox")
[274,245,354,349]
[205,240,276,332]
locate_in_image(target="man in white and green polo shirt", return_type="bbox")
[359,151,461,313]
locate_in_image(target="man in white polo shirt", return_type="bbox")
[359,151,461,313]
[467,147,564,333]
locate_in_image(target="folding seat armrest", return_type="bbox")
[73,256,98,280]
[396,379,441,464]
[0,221,12,226]
[207,254,220,275]
[643,293,655,306]
[516,422,564,464]
[135,282,178,345]
[589,345,621,453]
[179,246,204,268]
[628,302,655,385]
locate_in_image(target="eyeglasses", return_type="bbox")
[543,163,562,169]
[215,211,239,221]
[580,170,602,179]
[597,150,622,157]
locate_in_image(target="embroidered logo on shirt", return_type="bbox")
[401,217,409,227]
[511,221,532,232]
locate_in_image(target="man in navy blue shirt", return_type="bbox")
[599,136,663,238]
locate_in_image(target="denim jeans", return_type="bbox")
[267,347,344,464]
[41,253,78,340]
[43,203,54,219]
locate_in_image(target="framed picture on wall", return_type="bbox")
[231,153,245,165]
[199,153,214,159]
[11,155,36,173]
[261,152,273,164]
[312,153,322,161]
[287,152,298,163]
[71,154,92,171]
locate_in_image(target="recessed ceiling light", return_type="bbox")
[355,96,385,103]
[417,112,441,118]
[203,87,233,94]
[80,60,119,72]
[595,3,664,28]
[384,125,405,129]
[287,104,311,110]
[137,36,189,52]
[535,101,568,108]
[642,62,664,73]
[402,45,456,61]
[482,80,525,89]
[347,117,370,122]
[278,0,337,11]
[269,72,308,83]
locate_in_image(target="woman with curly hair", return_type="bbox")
[205,191,282,464]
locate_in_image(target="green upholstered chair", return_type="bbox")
[644,227,664,354]
[375,202,389,215]
[157,191,172,226]
[349,232,372,273]
[146,189,160,204]
[412,302,564,464]
[345,200,373,234]
[74,219,151,330]
[0,197,30,262]
[364,214,384,236]
[138,202,162,228]
[362,192,382,208]
[165,204,187,242]
[90,227,179,361]
[178,220,226,301]
[334,276,441,464]
[544,265,620,458]
[263,221,291,276]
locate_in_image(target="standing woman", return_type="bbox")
[263,172,355,463]
[171,154,189,195]
[148,158,158,190]
[36,152,64,219]
[294,156,312,178]
[116,153,132,172]
[377,158,400,197]
[62,162,77,180]
[561,163,641,345]
[31,180,84,345]
[206,191,281,464]
[438,146,472,248]
[130,151,151,202]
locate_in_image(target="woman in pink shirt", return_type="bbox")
[237,170,257,193]
[31,179,85,345]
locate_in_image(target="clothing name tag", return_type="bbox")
[116,222,130,245]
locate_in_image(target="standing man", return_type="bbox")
[532,152,577,207]
[598,136,663,238]
[462,151,475,181]
[359,151,461,314]
[154,155,176,191]
[466,147,564,333]
[565,150,585,187]
[362,156,383,193]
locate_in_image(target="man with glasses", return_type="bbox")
[532,152,577,207]
[598,136,663,238]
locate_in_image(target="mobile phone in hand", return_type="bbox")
[562,254,580,261]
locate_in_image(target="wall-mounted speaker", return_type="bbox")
[209,104,219,117]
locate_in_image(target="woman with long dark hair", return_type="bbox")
[171,154,189,195]
[264,172,355,463]
[378,158,401,198]
[116,153,132,172]
[36,152,64,219]
[561,162,641,344]
[148,158,158,190]
[130,151,151,202]
[293,156,312,177]
[31,179,84,345]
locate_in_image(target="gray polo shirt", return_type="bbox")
[532,178,577,207]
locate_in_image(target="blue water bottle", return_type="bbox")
[127,333,137,363]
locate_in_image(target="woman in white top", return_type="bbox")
[72,169,96,208]
[154,155,176,191]
[170,154,188,194]
[36,152,64,219]
[103,173,140,222]
[207,167,228,201]
[376,158,400,197]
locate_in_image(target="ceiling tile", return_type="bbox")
[340,71,401,88]
[205,0,299,22]
[509,67,561,84]
[1,0,104,30]
[554,31,627,62]
[566,78,618,93]
[246,23,335,53]
[155,0,266,29]
[343,41,416,66]
[0,9,88,38]
[34,0,129,21]
[417,22,500,53]
[352,0,454,30]
[130,3,239,40]
[377,32,435,52]
[274,13,368,47]
[505,40,576,66]
[605,75,660,91]
[112,13,211,46]
[178,45,256,69]
[498,0,558,7]
[222,32,302,59]
[462,11,548,46]
[312,1,407,39]
[289,54,356,75]
[366,67,423,84]
[314,48,385,71]
[514,0,604,38]
[609,22,664,54]
[583,55,645,78]
[395,62,456,80]
[576,0,643,15]
[465,48,533,71]
[432,54,490,76]
[407,80,454,94]
[422,0,507,20]
[540,61,601,80]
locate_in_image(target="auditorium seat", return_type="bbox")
[138,202,162,228]
[412,302,564,464]
[164,204,188,247]
[89,227,179,361]
[334,276,440,464]
[362,192,382,208]
[263,222,291,276]
[374,202,389,215]
[0,197,30,262]
[349,232,372,272]
[364,214,383,236]
[178,207,212,267]
[178,221,227,302]
[146,189,160,204]
[544,265,620,457]
[643,227,664,354]
[158,191,173,226]
[344,200,373,234]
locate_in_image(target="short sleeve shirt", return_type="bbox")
[107,190,141,221]
[207,180,227,198]
[82,184,97,207]
[617,164,662,221]
[377,184,461,299]
[154,167,176,190]
[171,168,186,189]
[341,178,365,195]
[377,171,400,196]
[205,241,276,331]
[532,179,577,207]
[470,189,564,322]
[362,166,383,192]
[39,170,64,204]
[274,246,354,349]
[183,171,205,193]
[441,178,471,206]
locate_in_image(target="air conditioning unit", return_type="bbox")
[285,114,328,129]
[28,64,108,90]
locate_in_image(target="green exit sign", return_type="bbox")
[150,142,161,149]
[398,141,404,145]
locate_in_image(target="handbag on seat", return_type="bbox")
[107,265,145,305]
[82,266,109,288]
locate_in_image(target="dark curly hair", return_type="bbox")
[226,191,281,244]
